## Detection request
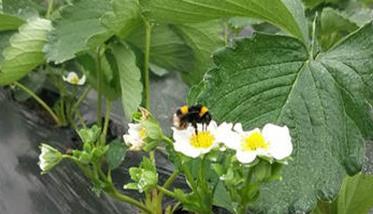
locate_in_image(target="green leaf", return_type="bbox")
[302,0,345,9]
[2,0,39,19]
[336,174,373,214]
[313,174,373,214]
[319,8,359,50]
[0,13,24,31]
[172,20,224,85]
[106,139,127,170]
[213,181,234,213]
[0,31,13,64]
[348,8,373,27]
[125,157,158,192]
[44,0,112,64]
[78,125,101,144]
[127,24,194,76]
[140,0,309,44]
[101,0,142,38]
[0,17,52,85]
[77,52,121,101]
[189,23,373,212]
[110,41,143,119]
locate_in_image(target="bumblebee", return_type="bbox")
[173,104,212,131]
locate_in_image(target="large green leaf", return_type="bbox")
[0,13,24,31]
[189,23,373,212]
[0,17,52,85]
[110,42,143,119]
[2,0,39,18]
[173,20,224,85]
[127,24,194,76]
[44,0,112,64]
[313,174,373,214]
[140,0,309,44]
[101,0,142,38]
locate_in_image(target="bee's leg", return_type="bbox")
[192,121,198,135]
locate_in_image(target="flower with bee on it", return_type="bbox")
[172,120,239,158]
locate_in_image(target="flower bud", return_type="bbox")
[38,144,63,174]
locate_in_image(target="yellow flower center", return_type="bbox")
[190,131,215,149]
[138,128,147,139]
[241,131,269,151]
[70,75,80,84]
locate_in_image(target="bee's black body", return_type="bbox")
[174,104,212,131]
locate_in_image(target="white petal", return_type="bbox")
[207,120,218,131]
[123,134,143,151]
[62,75,68,82]
[215,122,240,149]
[128,123,142,139]
[174,141,201,158]
[236,150,257,164]
[233,123,244,133]
[67,72,78,81]
[262,123,292,160]
[172,127,194,143]
[78,75,86,85]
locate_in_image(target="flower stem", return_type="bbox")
[13,81,61,126]
[72,86,91,114]
[156,186,176,198]
[163,170,179,190]
[46,0,54,18]
[100,100,112,145]
[162,136,173,145]
[96,46,104,127]
[143,20,152,110]
[108,188,152,214]
[157,170,179,207]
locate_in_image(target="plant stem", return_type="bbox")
[96,46,103,127]
[311,12,319,59]
[163,170,179,190]
[157,170,179,208]
[162,136,173,145]
[46,0,54,18]
[72,86,91,113]
[13,81,61,126]
[156,186,176,198]
[143,20,152,110]
[100,100,112,145]
[108,188,152,214]
[76,110,87,129]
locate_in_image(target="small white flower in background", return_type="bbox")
[172,121,237,158]
[38,144,63,174]
[123,123,147,151]
[233,123,292,164]
[62,72,86,85]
